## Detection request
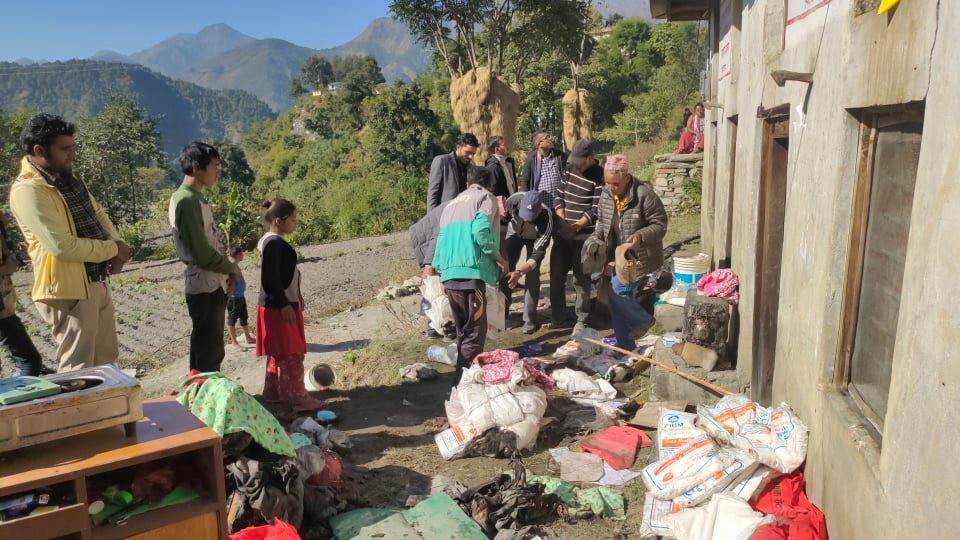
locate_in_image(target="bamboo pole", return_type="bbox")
[583,338,733,397]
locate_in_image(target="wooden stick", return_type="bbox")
[583,338,733,397]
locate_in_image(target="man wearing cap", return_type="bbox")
[551,139,604,333]
[519,131,566,211]
[588,154,667,351]
[499,191,555,334]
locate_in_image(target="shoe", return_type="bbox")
[425,327,443,339]
[521,323,539,335]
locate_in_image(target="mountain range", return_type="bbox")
[88,18,430,111]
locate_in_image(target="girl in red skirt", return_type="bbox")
[256,198,324,411]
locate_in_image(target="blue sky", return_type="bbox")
[0,0,392,61]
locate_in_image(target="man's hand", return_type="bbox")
[573,216,589,232]
[507,270,521,289]
[421,264,436,279]
[555,208,566,221]
[281,304,297,323]
[107,256,125,274]
[629,234,643,251]
[115,241,131,262]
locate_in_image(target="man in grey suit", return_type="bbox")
[427,133,479,212]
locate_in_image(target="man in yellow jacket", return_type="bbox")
[9,113,131,372]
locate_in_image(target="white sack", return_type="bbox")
[673,448,758,508]
[657,409,704,460]
[639,492,680,539]
[726,465,780,502]
[551,368,618,404]
[422,275,454,333]
[663,493,774,540]
[642,433,723,501]
[486,285,507,332]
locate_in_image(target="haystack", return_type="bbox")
[562,88,593,149]
[450,67,520,163]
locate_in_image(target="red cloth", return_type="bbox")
[229,518,301,540]
[676,130,695,154]
[262,354,307,403]
[750,472,828,540]
[579,425,652,470]
[255,305,306,357]
[307,452,343,490]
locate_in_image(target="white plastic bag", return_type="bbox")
[639,492,681,539]
[663,493,775,540]
[673,448,758,508]
[421,276,454,333]
[657,409,704,460]
[551,368,618,404]
[486,285,506,332]
[642,433,723,501]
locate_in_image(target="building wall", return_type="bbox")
[702,0,958,536]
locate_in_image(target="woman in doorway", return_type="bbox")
[256,198,323,412]
[689,102,706,152]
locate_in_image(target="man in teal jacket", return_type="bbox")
[432,166,507,386]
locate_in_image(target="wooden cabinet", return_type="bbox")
[0,399,227,540]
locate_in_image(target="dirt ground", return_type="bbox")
[2,214,701,538]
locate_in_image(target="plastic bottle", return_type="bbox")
[426,344,456,366]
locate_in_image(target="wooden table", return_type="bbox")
[0,398,227,540]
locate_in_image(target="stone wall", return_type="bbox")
[653,152,702,214]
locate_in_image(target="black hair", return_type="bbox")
[486,135,504,154]
[179,141,221,175]
[456,133,480,148]
[20,113,76,154]
[230,246,244,258]
[262,198,296,224]
[694,102,704,110]
[466,165,492,189]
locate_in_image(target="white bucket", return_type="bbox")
[304,364,337,391]
[673,252,710,289]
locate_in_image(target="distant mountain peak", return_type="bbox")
[128,22,256,77]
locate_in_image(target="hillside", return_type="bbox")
[180,18,429,111]
[129,23,257,77]
[0,61,274,153]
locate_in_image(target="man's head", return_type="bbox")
[603,154,632,197]
[455,133,480,164]
[466,165,493,191]
[21,113,77,175]
[566,139,595,174]
[518,191,544,223]
[695,103,705,117]
[179,142,221,188]
[487,135,507,157]
[532,131,554,157]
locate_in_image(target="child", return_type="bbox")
[226,246,255,349]
[256,198,323,411]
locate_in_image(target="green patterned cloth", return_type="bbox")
[527,475,625,520]
[177,372,295,457]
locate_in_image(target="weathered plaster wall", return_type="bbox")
[703,0,957,536]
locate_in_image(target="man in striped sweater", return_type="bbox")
[499,191,555,334]
[551,139,604,333]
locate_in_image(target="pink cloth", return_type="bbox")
[603,154,630,173]
[697,269,739,304]
[474,349,521,384]
[473,350,555,390]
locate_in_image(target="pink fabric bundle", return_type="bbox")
[696,269,740,304]
[603,154,630,173]
[473,350,555,389]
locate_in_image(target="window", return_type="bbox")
[837,105,924,438]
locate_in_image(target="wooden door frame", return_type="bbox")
[751,113,789,404]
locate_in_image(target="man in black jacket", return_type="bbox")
[484,135,517,198]
[499,191,554,334]
[551,139,604,332]
[519,131,567,211]
[427,133,479,212]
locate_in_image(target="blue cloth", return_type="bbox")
[608,274,654,351]
[232,275,246,298]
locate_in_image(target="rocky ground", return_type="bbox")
[2,214,701,538]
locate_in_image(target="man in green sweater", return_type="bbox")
[168,142,239,373]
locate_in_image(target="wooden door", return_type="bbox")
[752,116,789,405]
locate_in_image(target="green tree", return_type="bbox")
[208,183,261,250]
[331,55,386,106]
[0,109,30,186]
[360,81,444,173]
[301,55,334,91]
[289,78,309,99]
[73,95,164,225]
[214,142,256,187]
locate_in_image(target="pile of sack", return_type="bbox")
[438,350,552,459]
[639,394,826,539]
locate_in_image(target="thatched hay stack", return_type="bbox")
[450,67,520,163]
[562,88,593,149]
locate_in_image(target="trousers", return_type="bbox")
[445,287,487,387]
[185,288,227,373]
[549,237,592,324]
